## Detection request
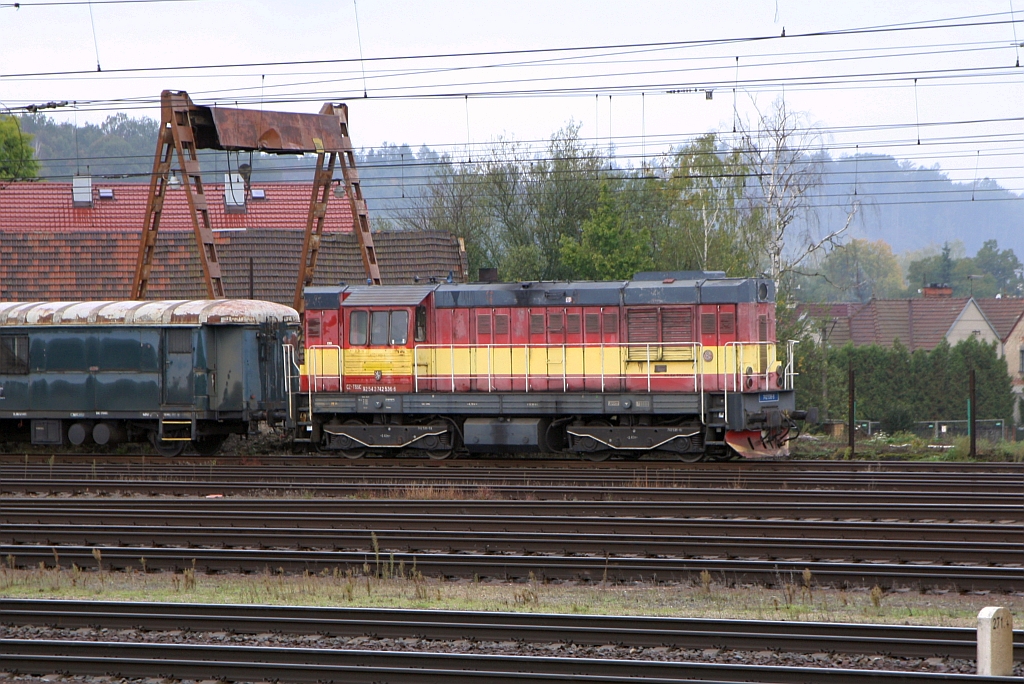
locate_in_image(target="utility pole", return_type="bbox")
[969,368,977,458]
[847,360,855,459]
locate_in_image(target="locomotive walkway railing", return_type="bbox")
[411,343,704,394]
[721,340,797,425]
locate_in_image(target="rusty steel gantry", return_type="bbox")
[131,90,382,312]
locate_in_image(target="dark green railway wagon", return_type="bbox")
[0,300,300,456]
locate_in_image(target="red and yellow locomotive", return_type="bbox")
[290,271,813,461]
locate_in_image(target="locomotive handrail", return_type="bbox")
[281,344,301,422]
[785,339,799,391]
[306,345,343,400]
[722,341,783,425]
[411,342,702,394]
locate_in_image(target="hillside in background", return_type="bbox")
[17,114,1024,256]
[811,154,1024,255]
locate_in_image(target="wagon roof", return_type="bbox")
[0,300,300,327]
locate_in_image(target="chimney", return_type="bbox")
[72,176,93,208]
[478,267,499,283]
[922,283,953,299]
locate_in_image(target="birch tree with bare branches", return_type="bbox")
[739,99,856,285]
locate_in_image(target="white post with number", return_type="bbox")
[977,606,1013,676]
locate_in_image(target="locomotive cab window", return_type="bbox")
[414,306,428,342]
[352,310,410,347]
[0,335,29,374]
[349,311,368,345]
[370,311,390,345]
[390,310,409,345]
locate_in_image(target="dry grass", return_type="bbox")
[2,563,1020,627]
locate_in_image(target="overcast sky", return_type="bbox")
[2,0,1024,191]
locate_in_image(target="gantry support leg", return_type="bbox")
[131,90,225,300]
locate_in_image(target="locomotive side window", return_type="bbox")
[390,310,409,345]
[414,306,428,342]
[349,311,368,345]
[370,311,390,345]
[0,335,29,374]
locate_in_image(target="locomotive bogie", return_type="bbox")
[0,300,300,455]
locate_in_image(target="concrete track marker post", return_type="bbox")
[977,606,1013,676]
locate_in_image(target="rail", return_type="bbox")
[4,599,1021,660]
[412,342,703,394]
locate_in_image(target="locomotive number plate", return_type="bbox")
[758,392,779,403]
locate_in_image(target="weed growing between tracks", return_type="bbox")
[2,563,1021,628]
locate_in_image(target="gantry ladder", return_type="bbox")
[132,90,225,300]
[293,103,382,311]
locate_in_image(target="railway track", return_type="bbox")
[5,523,1021,564]
[3,454,1024,476]
[2,500,1020,590]
[5,479,1022,503]
[7,639,1021,684]
[5,498,1021,521]
[2,600,1022,683]
[3,599,1023,659]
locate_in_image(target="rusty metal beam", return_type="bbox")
[134,90,378,305]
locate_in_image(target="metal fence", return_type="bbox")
[911,419,1009,443]
[818,419,1010,442]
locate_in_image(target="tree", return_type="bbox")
[0,115,39,180]
[738,98,852,284]
[905,240,1023,297]
[799,238,904,302]
[560,184,653,280]
[399,156,491,277]
[657,133,757,275]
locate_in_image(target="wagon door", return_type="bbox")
[163,328,194,405]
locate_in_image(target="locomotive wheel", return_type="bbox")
[149,433,186,458]
[427,448,454,461]
[337,419,367,460]
[676,450,705,463]
[192,435,228,456]
[583,450,613,462]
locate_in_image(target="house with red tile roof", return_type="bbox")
[979,299,1024,397]
[0,180,467,304]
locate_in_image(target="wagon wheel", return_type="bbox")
[192,435,228,457]
[149,433,186,458]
